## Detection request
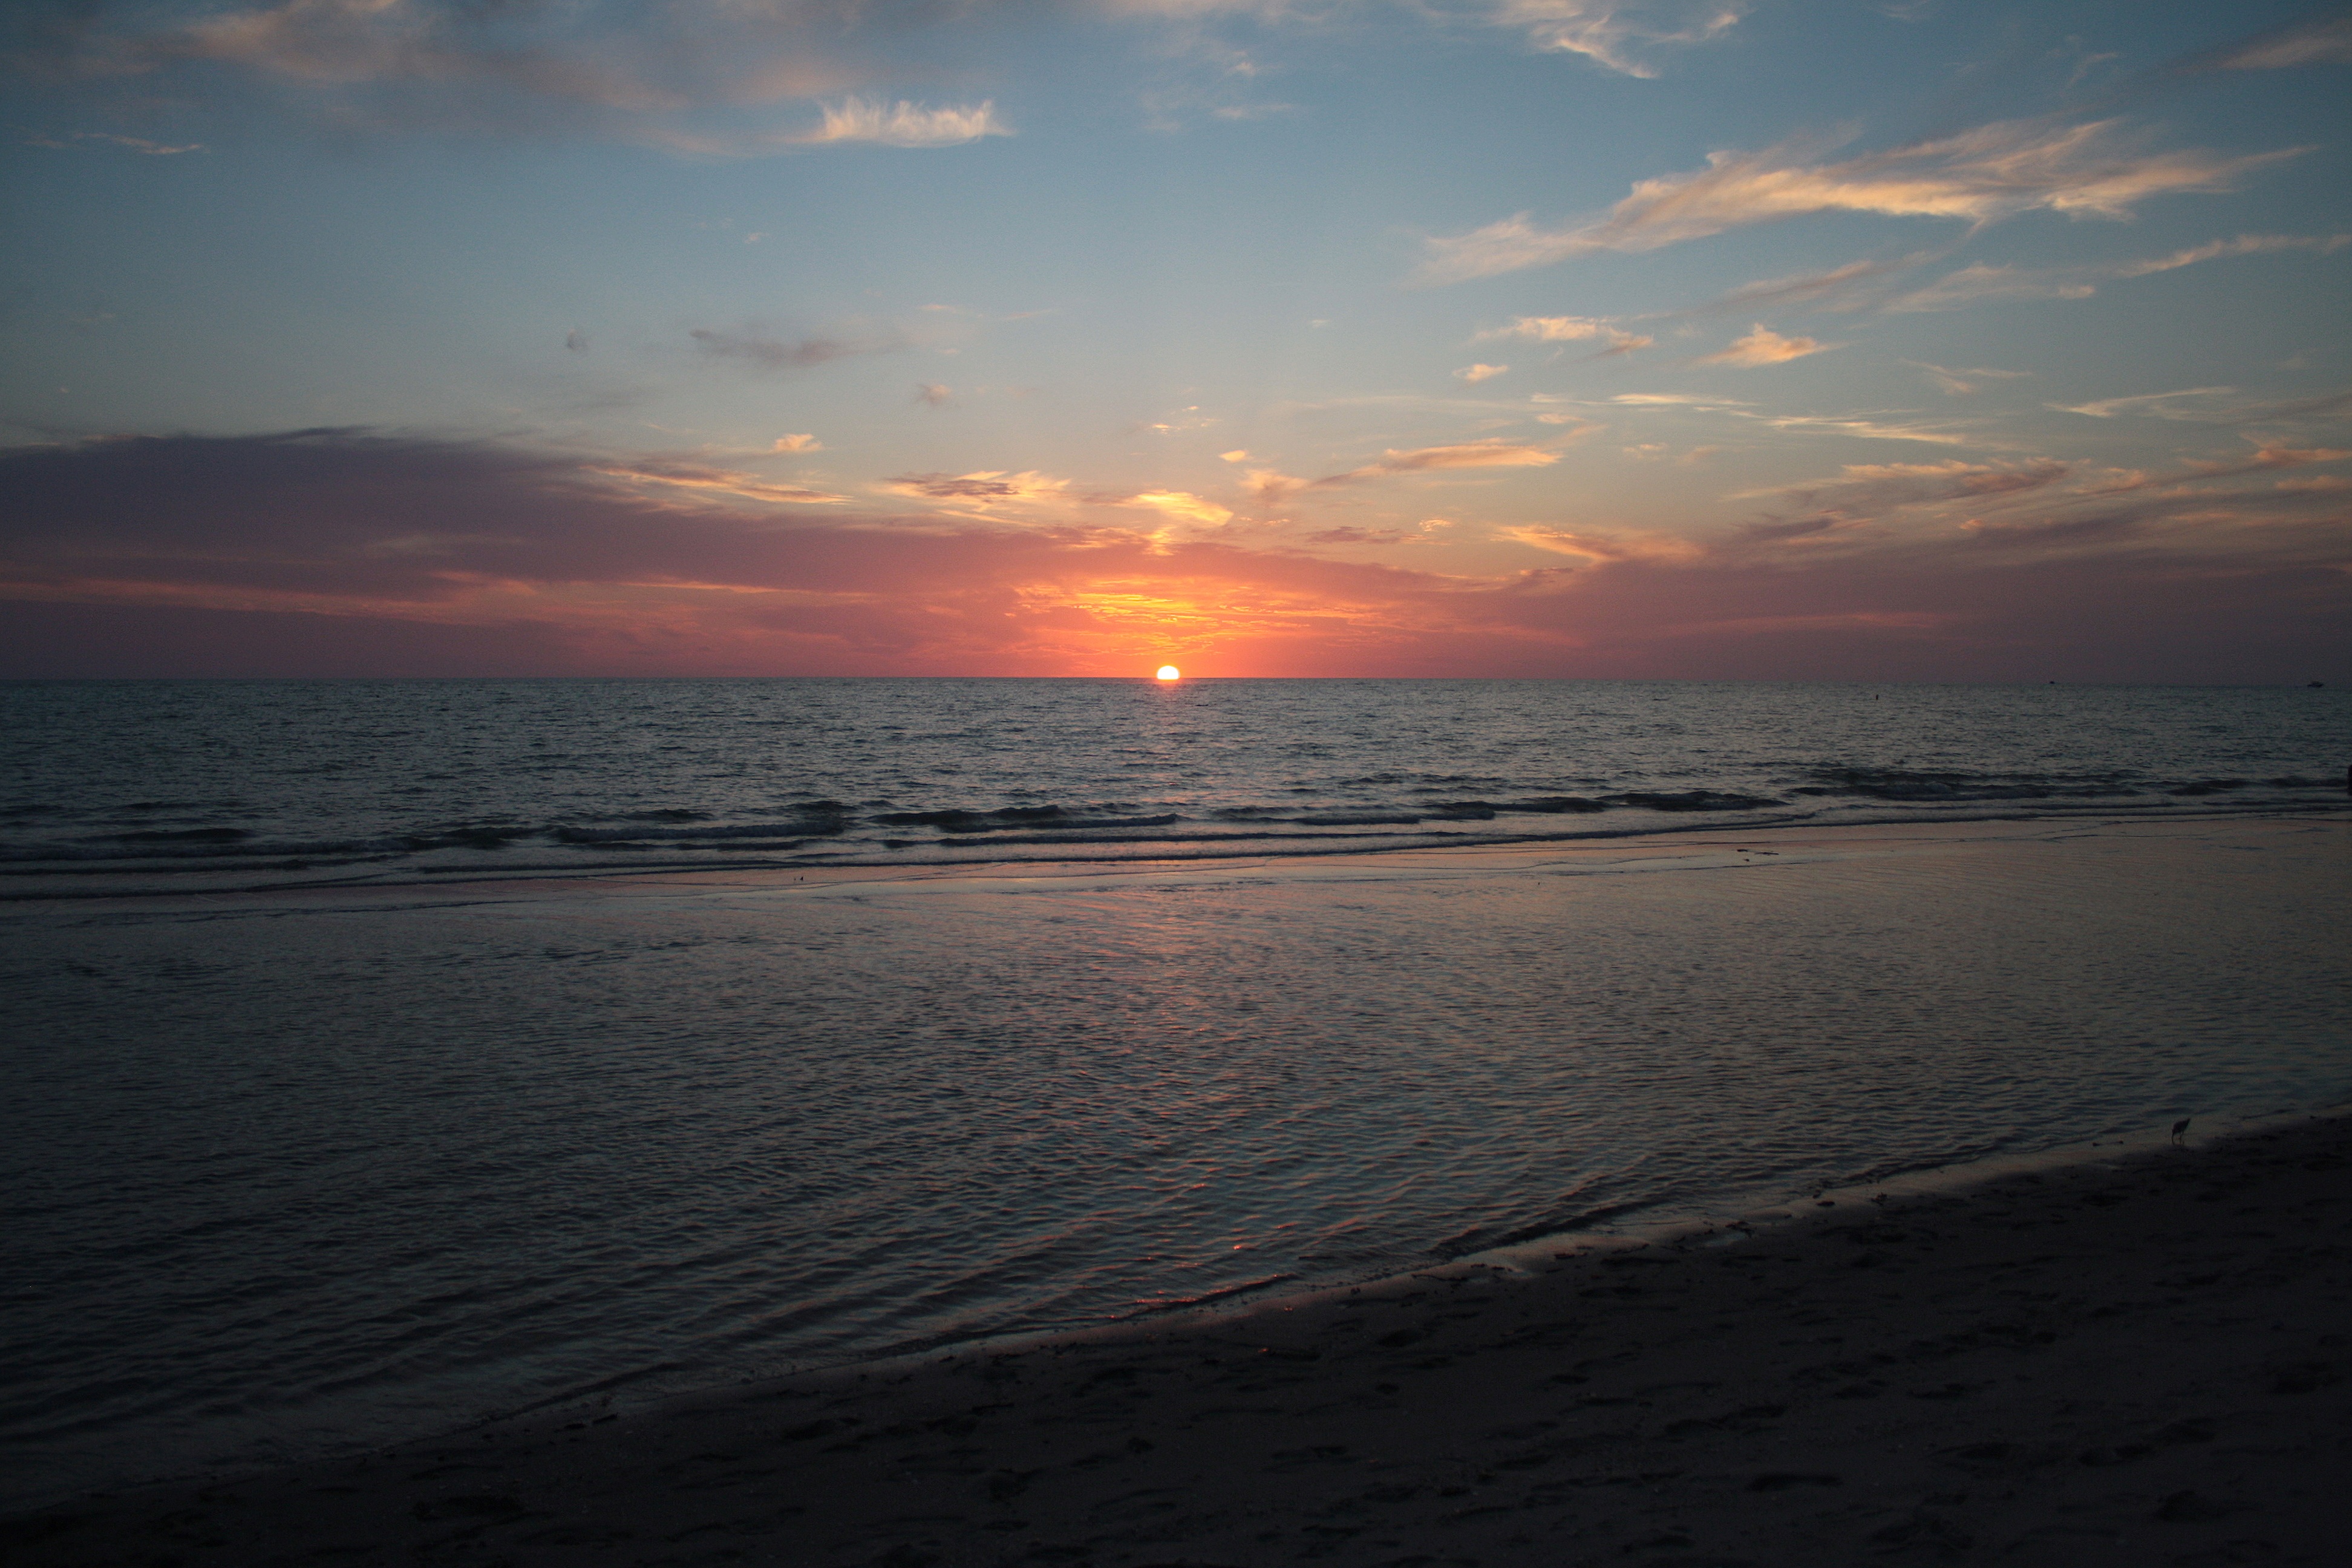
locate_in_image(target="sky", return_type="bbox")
[2,1,2348,681]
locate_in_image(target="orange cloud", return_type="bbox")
[1696,323,1837,367]
[1475,316,1655,354]
[1423,119,2305,282]
[6,429,2346,682]
[1350,440,1561,475]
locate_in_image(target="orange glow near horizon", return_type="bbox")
[1155,665,1181,681]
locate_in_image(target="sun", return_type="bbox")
[1155,665,1181,681]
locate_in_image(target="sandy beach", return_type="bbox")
[10,1107,2346,1567]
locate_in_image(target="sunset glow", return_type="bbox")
[1,4,2345,682]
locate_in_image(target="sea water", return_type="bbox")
[2,678,2345,893]
[2,679,2347,1510]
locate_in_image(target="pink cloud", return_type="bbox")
[2,429,2344,682]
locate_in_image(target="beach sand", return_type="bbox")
[10,1111,2346,1568]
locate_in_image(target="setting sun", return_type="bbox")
[1155,665,1181,681]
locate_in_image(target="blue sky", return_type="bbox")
[3,2,2348,678]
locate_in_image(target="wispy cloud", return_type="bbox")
[1611,391,1967,444]
[1474,315,1655,354]
[887,470,1073,505]
[688,325,904,371]
[1612,392,1751,408]
[1454,362,1511,382]
[1887,232,2348,311]
[2220,15,2352,69]
[2179,440,2351,479]
[25,131,205,155]
[1482,0,1749,79]
[589,461,843,506]
[1422,119,2305,282]
[1688,252,1941,314]
[2055,386,2241,420]
[1907,361,2031,396]
[25,3,1011,154]
[792,98,1011,149]
[772,434,823,453]
[1495,525,1707,563]
[1352,440,1562,475]
[8,429,2344,681]
[1740,459,2071,517]
[1242,439,1563,506]
[1127,490,1234,526]
[1696,324,1838,367]
[1753,414,1969,445]
[1105,0,1747,79]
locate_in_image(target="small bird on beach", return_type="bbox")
[2171,1117,2192,1146]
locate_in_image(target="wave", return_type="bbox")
[3,768,2343,895]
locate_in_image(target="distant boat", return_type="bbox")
[2310,681,2326,688]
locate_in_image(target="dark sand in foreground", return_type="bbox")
[11,1113,2348,1567]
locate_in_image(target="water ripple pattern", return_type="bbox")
[1,678,2344,894]
[1,679,2347,1510]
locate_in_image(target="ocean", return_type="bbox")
[4,678,2347,1511]
[4,678,2345,893]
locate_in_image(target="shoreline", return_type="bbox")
[11,1111,2348,1567]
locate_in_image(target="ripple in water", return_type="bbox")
[2,809,2347,1509]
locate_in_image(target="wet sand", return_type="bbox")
[10,1111,2347,1568]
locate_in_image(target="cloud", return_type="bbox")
[1454,362,1511,383]
[1495,526,1706,564]
[791,97,1011,149]
[1105,0,1747,79]
[21,1,1740,155]
[1481,0,1749,78]
[1219,449,1251,462]
[588,461,843,506]
[1474,316,1654,355]
[886,471,1076,504]
[772,434,823,453]
[2056,386,2240,420]
[1612,392,1749,408]
[1742,459,2072,522]
[20,3,1014,154]
[44,1,817,122]
[690,325,904,371]
[1697,324,1837,367]
[1605,389,1970,445]
[27,131,205,154]
[1751,414,1967,445]
[1887,232,2349,311]
[1351,440,1561,475]
[1690,252,1940,313]
[1907,361,2031,396]
[1303,526,1407,544]
[5,428,2344,682]
[1241,439,1563,506]
[915,382,954,407]
[2180,440,2352,480]
[1128,490,1233,526]
[2221,16,2352,69]
[1421,118,2305,281]
[1244,468,1308,505]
